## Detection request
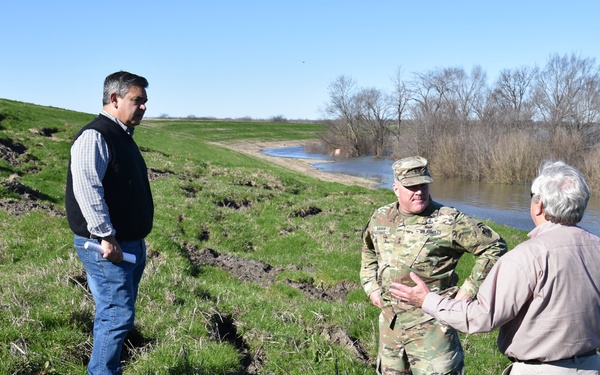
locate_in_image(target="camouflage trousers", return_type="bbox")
[377,312,465,375]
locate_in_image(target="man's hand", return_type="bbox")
[389,272,430,308]
[369,290,382,308]
[101,236,123,263]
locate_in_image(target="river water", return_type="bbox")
[263,146,600,235]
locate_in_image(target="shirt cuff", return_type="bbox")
[88,224,116,239]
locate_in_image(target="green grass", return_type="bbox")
[0,98,526,374]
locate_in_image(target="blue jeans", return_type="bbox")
[74,235,146,375]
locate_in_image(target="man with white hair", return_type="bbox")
[391,160,600,374]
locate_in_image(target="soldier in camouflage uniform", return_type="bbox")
[360,156,507,375]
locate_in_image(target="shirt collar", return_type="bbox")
[395,198,436,224]
[100,110,134,136]
[528,221,561,239]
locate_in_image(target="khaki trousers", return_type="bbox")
[502,355,600,375]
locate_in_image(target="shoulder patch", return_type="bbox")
[477,222,493,237]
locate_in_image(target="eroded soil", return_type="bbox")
[184,242,371,372]
[0,179,63,216]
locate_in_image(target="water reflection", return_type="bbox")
[263,146,600,235]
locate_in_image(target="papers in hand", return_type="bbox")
[84,241,137,264]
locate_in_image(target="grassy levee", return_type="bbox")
[0,98,526,374]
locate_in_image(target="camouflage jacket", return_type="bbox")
[360,199,507,328]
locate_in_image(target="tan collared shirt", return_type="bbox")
[423,221,600,362]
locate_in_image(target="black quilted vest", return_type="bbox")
[65,115,153,241]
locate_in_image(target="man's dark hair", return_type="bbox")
[102,71,149,105]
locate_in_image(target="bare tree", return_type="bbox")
[406,67,463,157]
[391,67,411,127]
[323,75,361,156]
[533,53,599,131]
[471,85,498,125]
[491,66,538,129]
[410,68,455,121]
[355,87,394,157]
[575,76,600,125]
[448,65,489,138]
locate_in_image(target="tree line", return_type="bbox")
[320,52,600,189]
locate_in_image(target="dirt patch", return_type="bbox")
[285,279,358,302]
[231,172,285,191]
[289,206,322,218]
[210,140,378,189]
[180,183,201,197]
[215,197,253,210]
[0,199,63,217]
[2,180,50,201]
[29,127,60,137]
[321,326,370,363]
[186,245,277,287]
[183,243,370,364]
[0,138,26,166]
[148,167,175,181]
[0,179,63,217]
[207,312,263,374]
[184,243,360,301]
[68,270,89,292]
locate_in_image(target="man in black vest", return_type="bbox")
[66,71,154,375]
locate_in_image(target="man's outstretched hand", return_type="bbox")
[389,272,430,307]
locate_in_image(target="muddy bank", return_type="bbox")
[211,140,379,189]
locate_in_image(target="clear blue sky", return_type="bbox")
[1,1,599,120]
